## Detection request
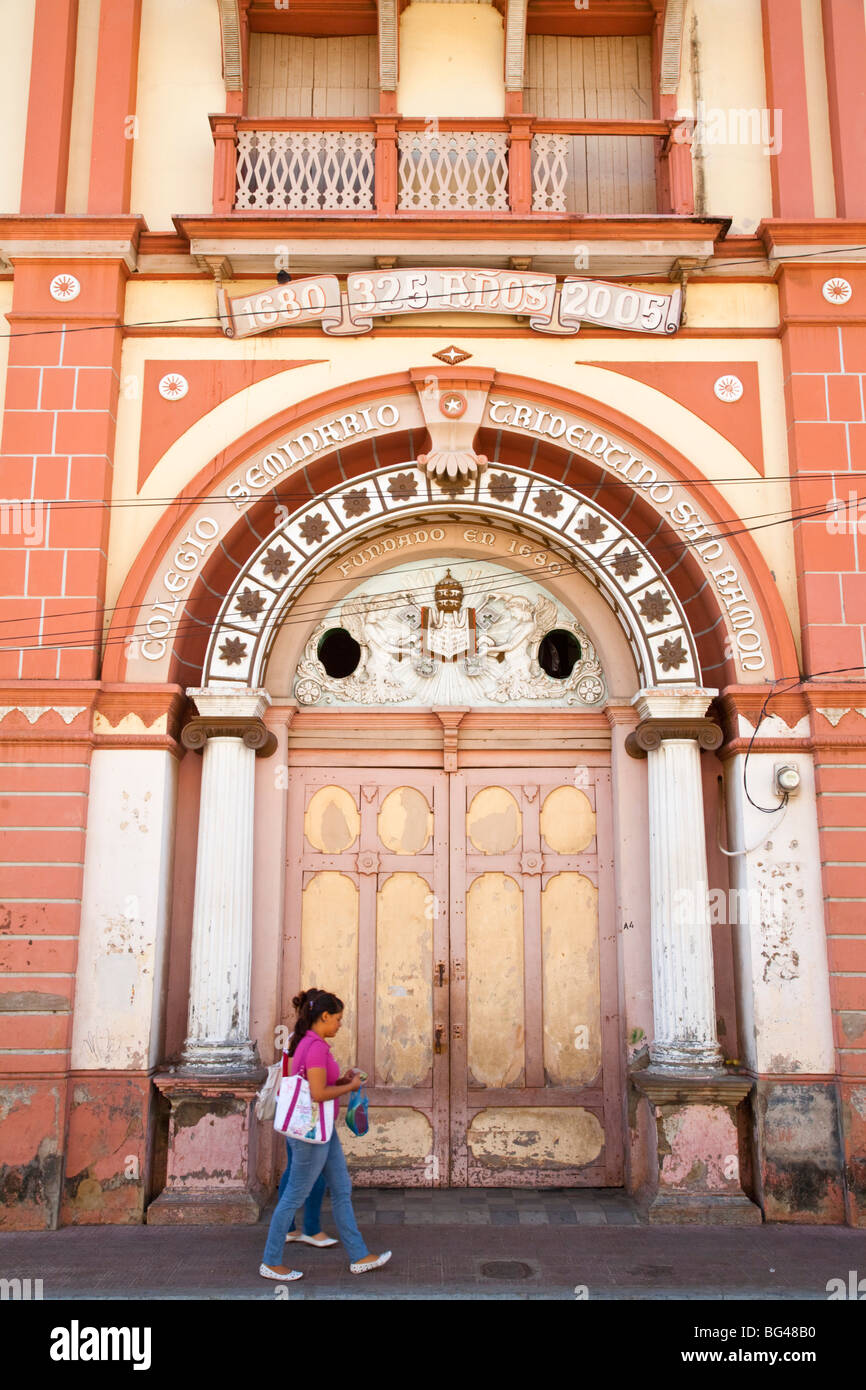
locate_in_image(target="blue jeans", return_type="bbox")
[263,1128,368,1266]
[277,1138,326,1236]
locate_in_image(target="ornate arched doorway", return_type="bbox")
[99,369,803,1217]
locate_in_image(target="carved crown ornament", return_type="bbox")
[292,562,607,710]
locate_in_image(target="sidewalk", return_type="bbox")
[2,1190,864,1300]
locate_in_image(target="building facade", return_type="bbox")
[0,0,864,1229]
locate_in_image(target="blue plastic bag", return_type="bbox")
[345,1085,369,1137]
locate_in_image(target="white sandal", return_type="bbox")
[259,1264,303,1281]
[349,1251,392,1275]
[286,1232,338,1248]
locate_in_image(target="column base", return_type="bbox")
[146,1189,265,1226]
[146,1069,267,1226]
[631,1065,763,1226]
[641,1191,763,1226]
[177,1039,260,1071]
[649,1041,725,1072]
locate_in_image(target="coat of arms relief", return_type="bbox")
[293,564,606,707]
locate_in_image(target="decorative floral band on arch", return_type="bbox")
[202,462,701,691]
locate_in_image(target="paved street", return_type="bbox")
[1,1189,864,1300]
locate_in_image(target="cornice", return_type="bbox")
[174,213,730,244]
[758,218,866,255]
[716,685,810,737]
[0,215,147,240]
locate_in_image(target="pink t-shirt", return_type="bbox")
[290,1032,340,1090]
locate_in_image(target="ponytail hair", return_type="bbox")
[287,988,344,1056]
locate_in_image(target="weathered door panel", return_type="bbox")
[285,769,449,1186]
[449,768,622,1187]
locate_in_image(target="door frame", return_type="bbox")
[280,727,623,1188]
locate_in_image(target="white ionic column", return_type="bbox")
[179,688,276,1070]
[629,689,724,1073]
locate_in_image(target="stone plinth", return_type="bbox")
[631,1068,763,1225]
[146,1071,266,1225]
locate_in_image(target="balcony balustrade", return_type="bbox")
[212,114,694,218]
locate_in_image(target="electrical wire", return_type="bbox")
[0,480,854,651]
[0,478,859,651]
[716,775,789,856]
[739,668,866,814]
[16,474,865,511]
[1,238,866,340]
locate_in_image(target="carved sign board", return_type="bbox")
[218,269,682,340]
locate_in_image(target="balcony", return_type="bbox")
[211,114,694,220]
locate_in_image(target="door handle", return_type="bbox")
[435,960,446,987]
[434,1024,445,1054]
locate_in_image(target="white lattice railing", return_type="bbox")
[532,134,570,213]
[397,131,510,212]
[235,129,376,211]
[216,117,678,216]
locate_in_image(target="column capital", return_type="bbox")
[183,686,276,755]
[181,717,277,758]
[625,717,723,759]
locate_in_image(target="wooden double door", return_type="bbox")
[283,764,622,1186]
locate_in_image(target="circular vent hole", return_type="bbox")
[317,627,361,679]
[538,629,581,680]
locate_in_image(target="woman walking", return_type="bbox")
[260,988,392,1281]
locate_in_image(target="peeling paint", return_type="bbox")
[304,786,360,853]
[467,873,524,1087]
[539,785,596,853]
[378,786,433,855]
[753,857,802,983]
[468,1107,604,1168]
[658,1105,740,1192]
[300,871,358,1073]
[850,1087,866,1121]
[0,1085,36,1123]
[541,873,601,1086]
[756,1082,846,1222]
[341,1107,432,1168]
[375,872,432,1086]
[0,991,68,1012]
[466,787,521,854]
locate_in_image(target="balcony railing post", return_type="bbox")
[373,115,398,216]
[661,122,695,215]
[508,115,534,216]
[212,115,239,215]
